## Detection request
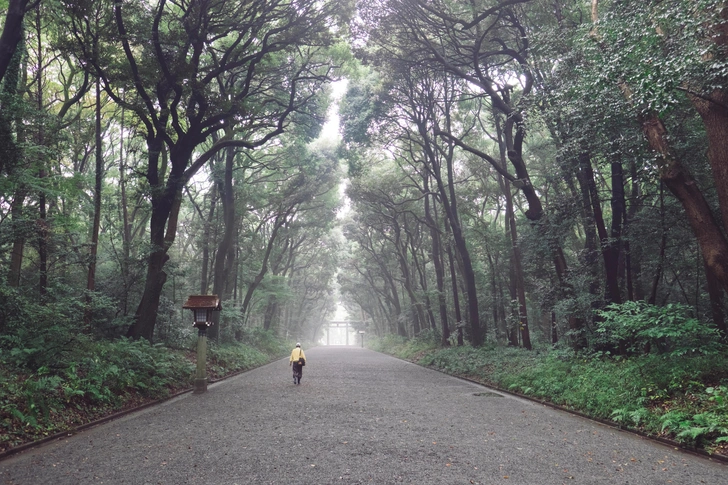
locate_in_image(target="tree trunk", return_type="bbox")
[129,248,169,341]
[689,7,728,228]
[386,275,404,336]
[642,114,728,296]
[609,159,626,300]
[0,0,29,88]
[496,115,530,349]
[240,210,291,319]
[84,78,103,326]
[581,152,621,304]
[573,157,603,326]
[424,174,450,345]
[625,160,642,301]
[209,146,237,341]
[411,242,436,331]
[35,5,47,297]
[8,189,26,287]
[3,23,24,287]
[393,219,422,336]
[263,297,279,332]
[429,144,483,345]
[118,103,133,316]
[127,143,183,341]
[506,181,530,349]
[446,238,464,346]
[704,261,727,338]
[199,183,217,294]
[649,182,667,305]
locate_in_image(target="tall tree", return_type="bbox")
[65,0,343,340]
[0,0,35,89]
[590,0,728,307]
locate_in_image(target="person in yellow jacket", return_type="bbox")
[289,342,306,385]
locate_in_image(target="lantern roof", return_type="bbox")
[182,295,222,311]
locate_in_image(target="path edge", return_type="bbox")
[0,354,288,462]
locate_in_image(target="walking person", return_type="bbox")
[289,342,306,385]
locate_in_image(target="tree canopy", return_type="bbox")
[1,0,727,356]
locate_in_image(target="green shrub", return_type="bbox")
[238,328,288,356]
[0,336,196,443]
[594,301,722,356]
[207,341,270,377]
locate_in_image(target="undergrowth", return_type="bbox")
[0,330,290,453]
[207,328,290,379]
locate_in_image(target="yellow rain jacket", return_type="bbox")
[290,347,306,364]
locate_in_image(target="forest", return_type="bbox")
[1,0,727,456]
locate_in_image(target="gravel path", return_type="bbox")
[1,347,725,484]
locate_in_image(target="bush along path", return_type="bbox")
[369,333,728,461]
[0,333,292,456]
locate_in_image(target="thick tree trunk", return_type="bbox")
[127,145,183,340]
[2,21,23,286]
[691,89,728,339]
[642,114,728,295]
[0,0,29,89]
[704,261,727,338]
[690,26,728,228]
[129,249,169,341]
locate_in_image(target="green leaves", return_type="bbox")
[584,0,726,115]
[660,386,728,446]
[594,301,721,356]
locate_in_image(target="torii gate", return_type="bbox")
[324,320,361,345]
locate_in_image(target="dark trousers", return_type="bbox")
[292,363,303,379]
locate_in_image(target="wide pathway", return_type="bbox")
[0,347,725,484]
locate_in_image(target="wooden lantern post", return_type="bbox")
[182,295,222,394]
